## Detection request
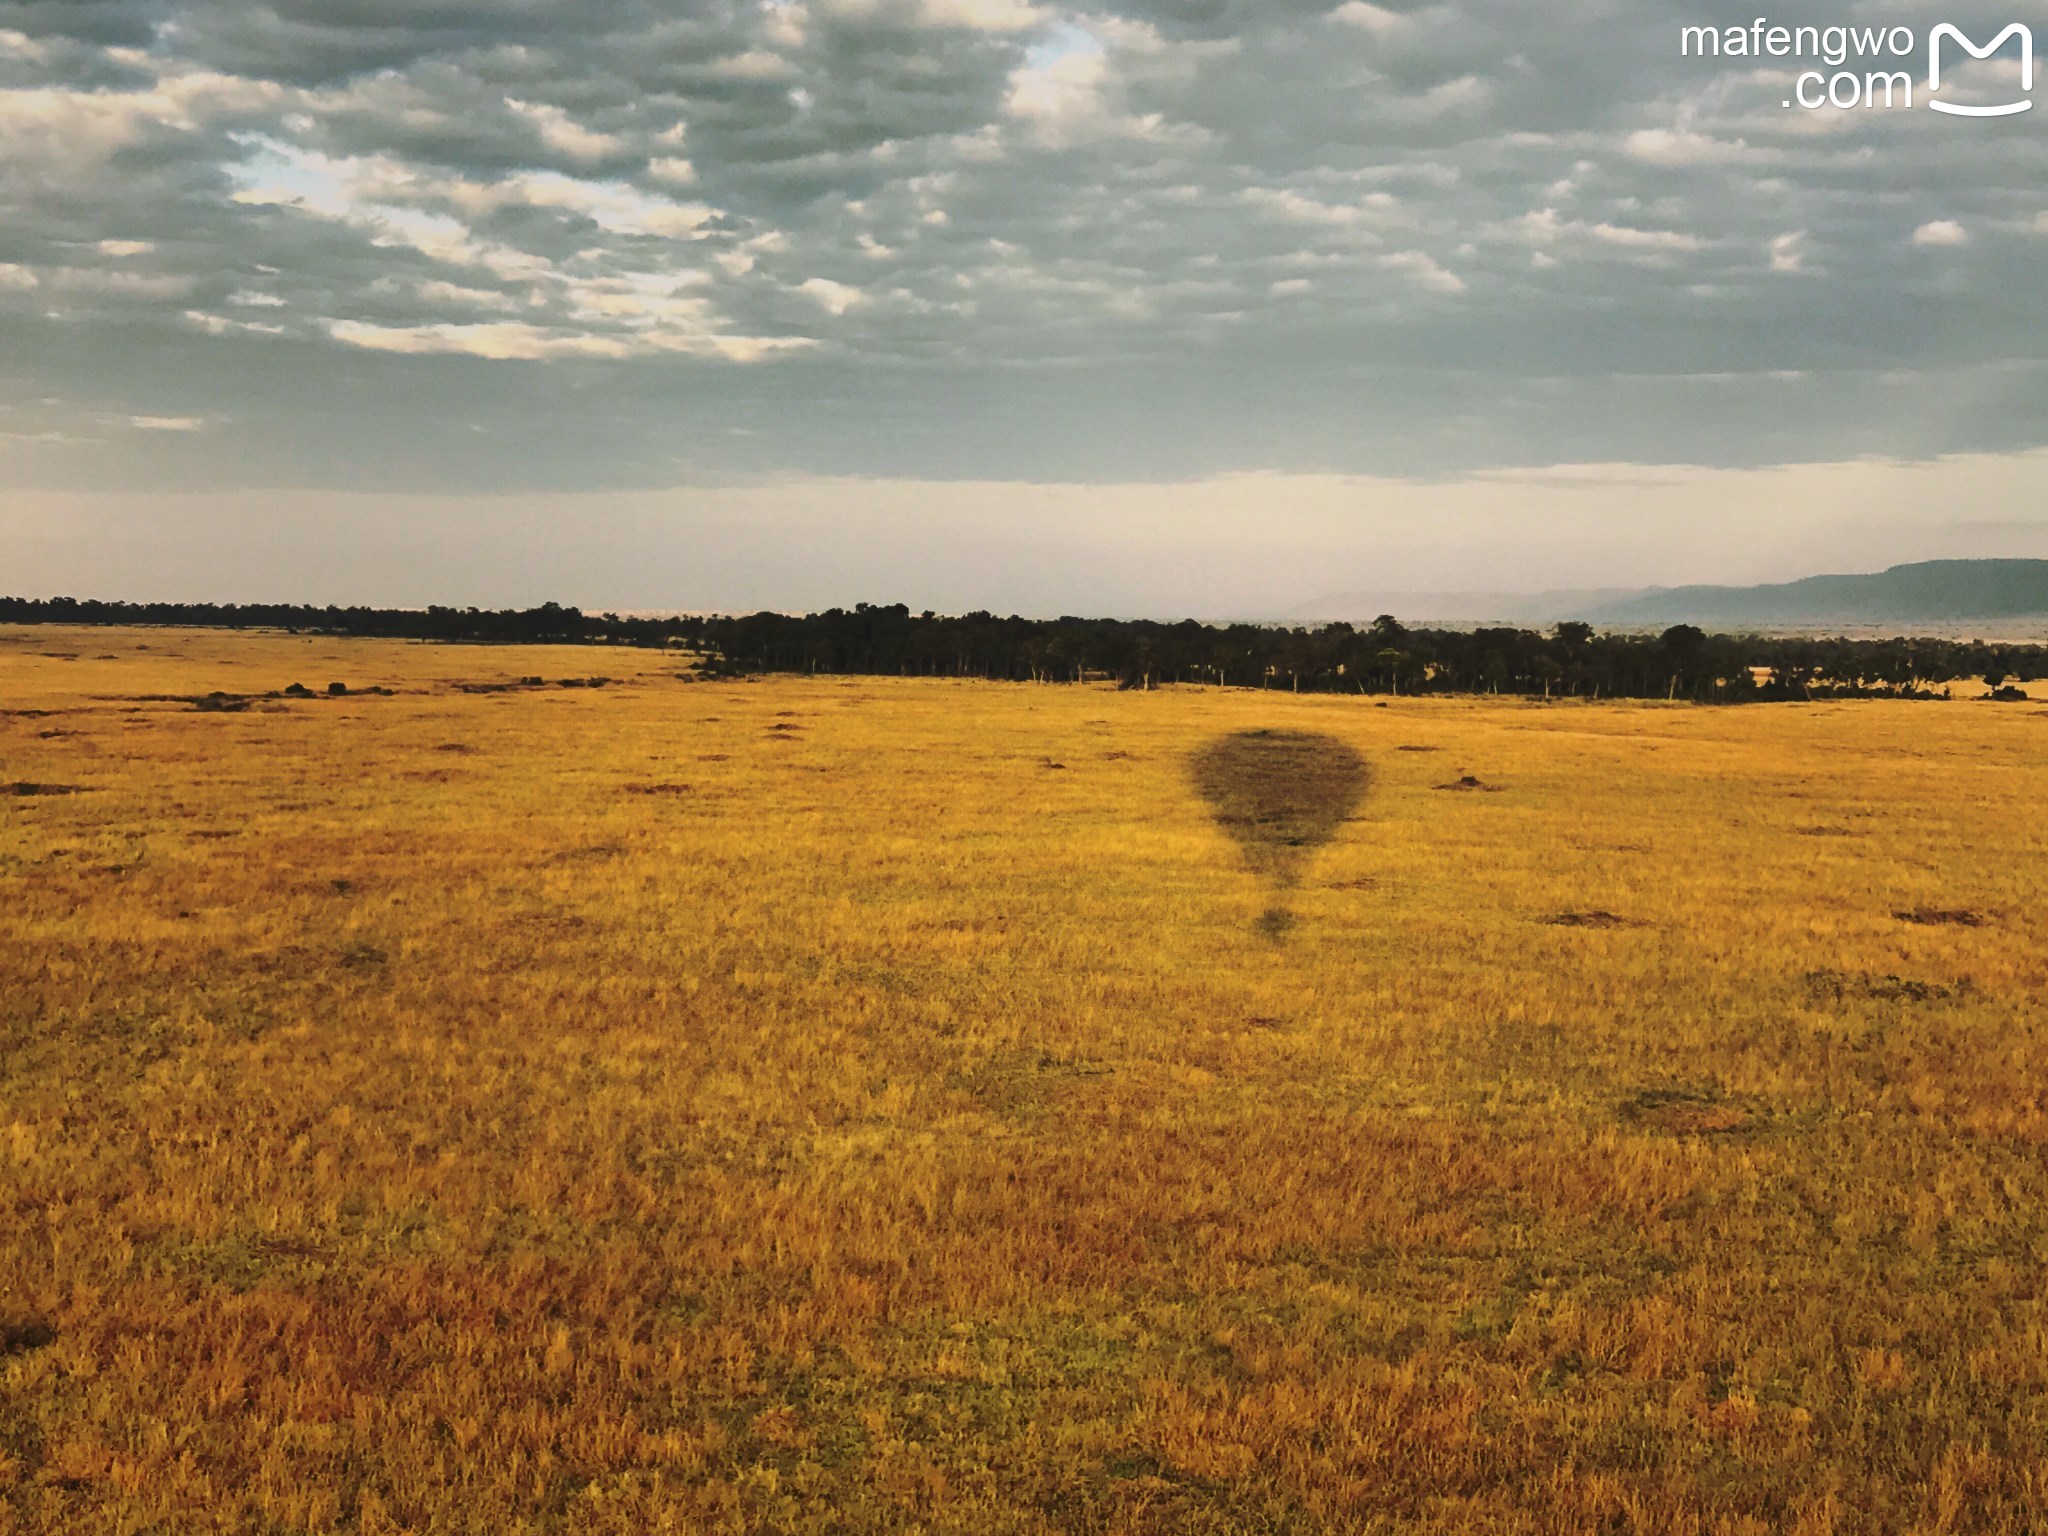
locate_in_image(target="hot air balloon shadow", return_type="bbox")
[1189,730,1370,938]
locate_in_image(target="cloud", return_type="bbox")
[1623,128,1752,166]
[1768,231,1808,274]
[798,277,864,315]
[1241,186,1397,228]
[1005,25,1111,140]
[1507,208,1704,264]
[1378,249,1465,295]
[1328,4,1412,37]
[502,98,626,164]
[326,320,636,361]
[918,0,1044,30]
[0,0,2044,513]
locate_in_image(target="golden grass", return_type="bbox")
[5,624,2048,1533]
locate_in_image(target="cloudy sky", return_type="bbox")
[3,0,2045,614]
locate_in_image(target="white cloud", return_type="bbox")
[1400,74,1490,120]
[1378,250,1465,294]
[1003,20,1215,146]
[1241,187,1397,228]
[1329,3,1410,35]
[1769,231,1808,274]
[130,415,208,432]
[1585,222,1700,254]
[1624,129,1752,167]
[221,138,749,352]
[562,271,715,326]
[917,0,1045,29]
[1007,39,1109,137]
[0,69,282,184]
[326,315,814,363]
[799,277,864,315]
[416,280,517,311]
[183,309,286,338]
[503,99,624,163]
[328,320,628,360]
[818,0,1044,29]
[483,173,715,239]
[708,50,796,81]
[1508,208,1702,262]
[1913,220,1968,247]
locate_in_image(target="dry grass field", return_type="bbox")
[5,624,2048,1535]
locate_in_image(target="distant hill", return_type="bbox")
[1285,587,1640,625]
[1291,561,2048,630]
[1582,560,2048,627]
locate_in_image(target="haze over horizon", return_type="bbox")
[5,0,2046,612]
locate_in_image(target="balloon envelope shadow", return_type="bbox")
[1189,730,1370,937]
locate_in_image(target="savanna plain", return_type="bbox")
[4,625,2048,1535]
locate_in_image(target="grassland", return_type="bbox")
[4,624,2048,1534]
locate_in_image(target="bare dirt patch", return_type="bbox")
[1894,907,1987,928]
[1,1319,57,1356]
[553,843,626,864]
[1620,1087,1758,1137]
[1545,910,1633,929]
[1804,969,1965,1005]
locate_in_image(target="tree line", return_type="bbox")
[6,595,2045,701]
[692,606,2046,700]
[0,597,635,646]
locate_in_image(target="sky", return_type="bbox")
[3,0,2045,615]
